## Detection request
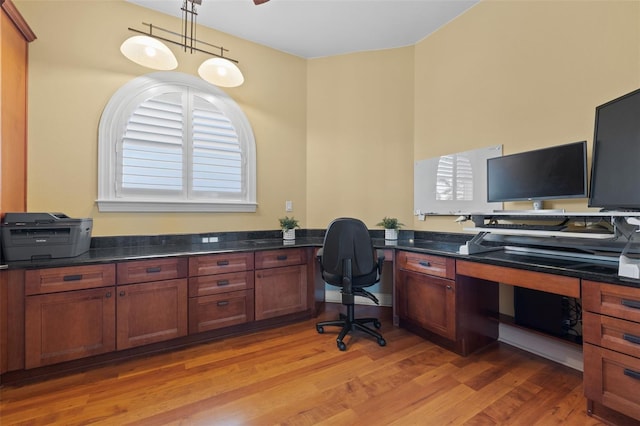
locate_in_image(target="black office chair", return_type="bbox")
[316,218,386,351]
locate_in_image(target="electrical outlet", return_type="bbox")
[285,200,293,212]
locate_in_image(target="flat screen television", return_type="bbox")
[487,141,588,206]
[588,87,640,211]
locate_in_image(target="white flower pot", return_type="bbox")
[283,228,296,240]
[384,228,398,240]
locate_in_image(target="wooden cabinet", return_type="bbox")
[188,253,255,333]
[1,269,25,374]
[25,287,115,368]
[116,279,187,350]
[583,280,640,424]
[397,255,499,357]
[116,258,188,350]
[255,248,308,321]
[24,264,116,368]
[396,251,456,340]
[1,2,35,373]
[1,1,35,214]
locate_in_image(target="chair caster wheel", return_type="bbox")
[337,341,347,351]
[373,320,382,329]
[316,325,324,334]
[378,338,386,347]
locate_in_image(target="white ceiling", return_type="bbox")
[126,0,480,59]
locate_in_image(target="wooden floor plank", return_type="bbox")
[0,304,604,425]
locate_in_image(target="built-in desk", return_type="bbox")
[1,230,638,424]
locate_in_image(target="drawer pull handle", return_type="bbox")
[217,280,230,286]
[106,292,112,298]
[217,301,229,306]
[119,291,126,297]
[624,368,640,381]
[621,299,640,310]
[217,260,230,266]
[623,333,640,345]
[277,255,288,261]
[446,285,452,290]
[419,261,431,267]
[146,266,161,273]
[63,274,83,281]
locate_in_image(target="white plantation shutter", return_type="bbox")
[98,72,256,212]
[191,96,242,196]
[119,93,184,194]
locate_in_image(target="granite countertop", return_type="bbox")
[3,232,637,288]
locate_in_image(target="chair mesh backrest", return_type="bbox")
[321,218,376,282]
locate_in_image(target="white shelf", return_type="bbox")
[468,210,640,217]
[463,227,615,239]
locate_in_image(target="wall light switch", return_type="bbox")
[285,200,293,212]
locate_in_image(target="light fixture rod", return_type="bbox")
[128,24,237,64]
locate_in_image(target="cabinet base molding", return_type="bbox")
[498,322,583,371]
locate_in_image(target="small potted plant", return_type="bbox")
[279,216,300,240]
[377,216,404,240]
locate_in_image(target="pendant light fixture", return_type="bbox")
[121,0,244,87]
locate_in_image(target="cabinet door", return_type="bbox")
[584,343,640,421]
[117,279,187,350]
[255,265,308,320]
[397,270,456,340]
[25,287,116,368]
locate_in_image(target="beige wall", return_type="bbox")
[16,0,307,236]
[14,0,640,237]
[414,0,640,233]
[306,47,415,230]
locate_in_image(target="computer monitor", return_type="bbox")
[487,141,588,208]
[588,87,640,211]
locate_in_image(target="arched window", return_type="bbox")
[97,72,256,212]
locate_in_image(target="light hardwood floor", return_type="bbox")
[1,304,603,425]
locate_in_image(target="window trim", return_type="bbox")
[97,72,257,213]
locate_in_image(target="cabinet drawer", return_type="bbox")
[189,271,254,297]
[189,290,254,333]
[117,257,188,285]
[189,252,254,276]
[583,280,640,322]
[397,251,454,279]
[584,311,640,359]
[584,343,640,421]
[25,264,116,295]
[255,248,306,269]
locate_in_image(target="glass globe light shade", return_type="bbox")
[120,35,178,70]
[198,57,245,87]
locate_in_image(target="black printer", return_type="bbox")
[1,213,92,261]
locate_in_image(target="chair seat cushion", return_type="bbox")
[323,267,378,289]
